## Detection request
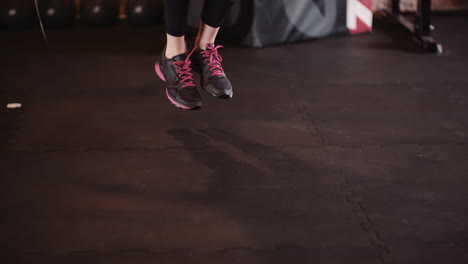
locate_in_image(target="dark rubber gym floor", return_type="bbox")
[1,14,468,264]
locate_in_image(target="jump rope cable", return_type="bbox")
[33,0,48,43]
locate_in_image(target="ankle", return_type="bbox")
[195,39,215,50]
[165,46,187,59]
[165,34,187,58]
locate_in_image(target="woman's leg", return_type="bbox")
[156,0,202,110]
[191,0,233,99]
[164,0,190,58]
[195,0,231,50]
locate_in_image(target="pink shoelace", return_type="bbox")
[201,43,225,76]
[173,49,196,88]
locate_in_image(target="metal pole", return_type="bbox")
[419,0,432,37]
[392,0,400,14]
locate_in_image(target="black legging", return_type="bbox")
[164,0,231,37]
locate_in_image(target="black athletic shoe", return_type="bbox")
[155,49,202,110]
[191,43,233,99]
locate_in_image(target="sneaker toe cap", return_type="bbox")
[179,87,202,103]
[209,76,232,92]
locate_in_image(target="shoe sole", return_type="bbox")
[155,62,202,110]
[192,65,233,100]
[201,83,233,100]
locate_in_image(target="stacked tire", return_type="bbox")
[0,0,35,29]
[40,0,76,28]
[80,0,119,26]
[1,0,164,29]
[126,0,163,26]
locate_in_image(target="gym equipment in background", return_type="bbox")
[80,0,119,26]
[0,0,35,28]
[241,0,348,47]
[387,0,442,53]
[221,0,253,41]
[186,0,373,47]
[39,0,76,28]
[126,0,163,26]
[187,0,253,41]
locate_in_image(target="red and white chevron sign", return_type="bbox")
[347,0,373,34]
